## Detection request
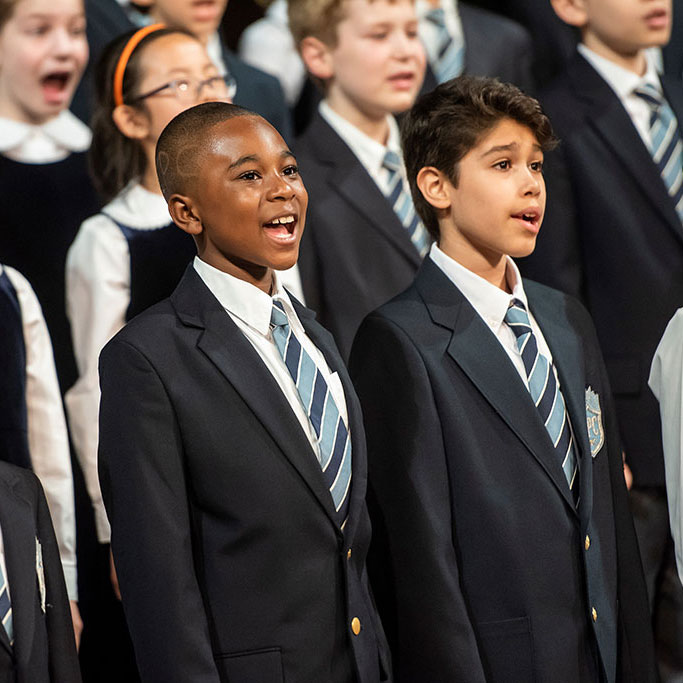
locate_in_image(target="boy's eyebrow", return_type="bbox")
[229,150,296,170]
[480,142,543,158]
[480,142,518,158]
[229,155,259,170]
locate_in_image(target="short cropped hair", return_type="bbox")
[401,76,558,241]
[155,101,257,200]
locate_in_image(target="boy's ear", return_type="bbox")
[300,36,335,80]
[416,167,453,210]
[168,194,203,236]
[550,0,588,29]
[112,104,150,141]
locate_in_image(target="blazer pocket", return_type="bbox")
[215,647,283,683]
[476,616,534,683]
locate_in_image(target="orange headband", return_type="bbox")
[113,23,167,107]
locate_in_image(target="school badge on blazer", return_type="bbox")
[585,387,604,457]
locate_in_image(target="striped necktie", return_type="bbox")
[382,149,430,256]
[633,83,683,224]
[270,300,352,527]
[425,7,465,83]
[0,561,12,644]
[505,299,579,504]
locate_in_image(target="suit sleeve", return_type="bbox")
[32,474,81,682]
[579,305,658,682]
[350,315,488,683]
[98,338,221,683]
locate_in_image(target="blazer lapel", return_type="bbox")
[0,471,36,662]
[416,260,578,513]
[295,303,367,544]
[526,283,594,529]
[306,114,423,268]
[171,268,342,532]
[570,54,683,242]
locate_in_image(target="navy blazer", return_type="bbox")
[519,53,683,487]
[98,266,390,683]
[0,463,80,683]
[350,259,656,683]
[295,112,423,361]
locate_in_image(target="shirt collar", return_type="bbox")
[577,43,662,100]
[318,100,402,177]
[429,243,528,329]
[207,31,229,76]
[193,256,292,335]
[266,0,288,24]
[102,182,172,230]
[0,110,91,163]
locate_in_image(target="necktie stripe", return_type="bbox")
[0,569,11,643]
[271,301,352,527]
[634,84,683,224]
[382,150,430,256]
[309,373,327,435]
[426,8,465,83]
[505,299,579,505]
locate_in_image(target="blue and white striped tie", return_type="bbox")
[425,7,465,83]
[505,299,579,504]
[271,301,352,527]
[382,149,430,256]
[634,83,683,224]
[0,562,12,644]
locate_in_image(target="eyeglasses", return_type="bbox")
[131,74,237,104]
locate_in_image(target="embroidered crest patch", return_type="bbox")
[585,386,604,457]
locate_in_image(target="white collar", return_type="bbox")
[577,43,662,100]
[207,31,228,76]
[266,0,288,25]
[102,182,172,230]
[0,110,91,163]
[430,243,528,330]
[193,255,294,336]
[319,100,402,177]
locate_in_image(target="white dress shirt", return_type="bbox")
[577,43,665,149]
[2,265,77,599]
[416,0,464,70]
[318,100,406,197]
[429,244,557,385]
[0,110,90,164]
[649,308,683,586]
[207,31,229,79]
[193,257,349,460]
[65,183,305,542]
[238,0,306,106]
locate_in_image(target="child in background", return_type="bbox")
[0,0,101,392]
[0,263,81,649]
[142,0,293,140]
[290,0,427,360]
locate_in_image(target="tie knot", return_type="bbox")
[270,300,288,328]
[382,149,402,173]
[426,6,446,26]
[504,298,531,334]
[633,83,663,110]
